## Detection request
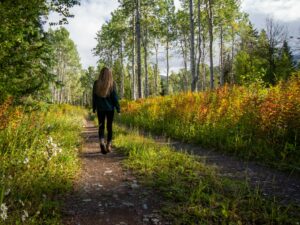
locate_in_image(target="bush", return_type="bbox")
[118,76,300,170]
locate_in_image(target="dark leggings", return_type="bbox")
[97,110,114,143]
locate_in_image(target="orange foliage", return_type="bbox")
[119,76,300,165]
[0,97,13,130]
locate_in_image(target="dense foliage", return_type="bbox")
[118,75,300,170]
[0,101,85,224]
[0,0,80,103]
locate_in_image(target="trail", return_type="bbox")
[61,120,300,225]
[62,121,167,225]
[144,130,300,206]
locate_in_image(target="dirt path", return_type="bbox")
[62,120,299,225]
[62,121,167,225]
[147,133,300,206]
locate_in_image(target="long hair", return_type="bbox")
[95,67,114,97]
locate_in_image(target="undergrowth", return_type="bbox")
[114,125,300,225]
[0,101,85,224]
[118,76,300,171]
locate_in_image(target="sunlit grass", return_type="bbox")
[114,125,300,224]
[0,103,86,224]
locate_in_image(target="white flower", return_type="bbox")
[21,210,28,222]
[45,136,62,160]
[4,189,10,196]
[8,175,13,180]
[0,204,7,211]
[23,157,29,164]
[0,203,8,221]
[48,136,53,143]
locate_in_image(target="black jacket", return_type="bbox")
[92,81,120,113]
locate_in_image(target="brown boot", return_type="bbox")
[100,139,107,154]
[106,142,112,153]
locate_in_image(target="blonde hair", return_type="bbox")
[95,67,114,97]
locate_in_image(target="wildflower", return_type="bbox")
[47,136,53,144]
[23,157,29,164]
[4,189,10,196]
[21,210,28,222]
[57,148,62,153]
[0,203,8,221]
[45,136,62,160]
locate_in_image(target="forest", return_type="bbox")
[0,0,300,224]
[1,0,299,104]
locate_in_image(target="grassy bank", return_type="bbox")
[118,76,300,171]
[0,100,85,224]
[114,125,300,224]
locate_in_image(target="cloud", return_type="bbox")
[241,0,300,22]
[45,0,119,69]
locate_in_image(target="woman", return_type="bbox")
[92,67,120,154]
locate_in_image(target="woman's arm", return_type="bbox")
[92,81,97,113]
[111,86,120,113]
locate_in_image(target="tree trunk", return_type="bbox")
[143,34,149,97]
[220,24,224,86]
[230,26,235,84]
[136,0,142,98]
[196,0,202,91]
[166,39,169,95]
[180,38,189,92]
[143,14,149,98]
[154,41,159,95]
[132,13,136,100]
[202,32,206,91]
[189,0,196,91]
[207,0,214,90]
[120,39,124,98]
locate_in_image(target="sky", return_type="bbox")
[45,0,300,71]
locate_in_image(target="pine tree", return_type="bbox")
[276,40,295,81]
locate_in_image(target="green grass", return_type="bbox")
[114,124,300,225]
[0,103,86,224]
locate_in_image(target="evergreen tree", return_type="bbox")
[48,27,82,104]
[276,40,295,81]
[0,0,79,102]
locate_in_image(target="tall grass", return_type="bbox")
[0,102,85,224]
[118,76,300,171]
[114,125,300,224]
